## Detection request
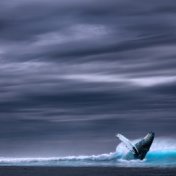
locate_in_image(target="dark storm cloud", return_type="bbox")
[0,0,176,157]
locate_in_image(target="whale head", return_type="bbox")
[135,132,155,160]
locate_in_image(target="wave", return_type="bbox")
[0,138,176,167]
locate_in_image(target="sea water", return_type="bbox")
[0,137,176,167]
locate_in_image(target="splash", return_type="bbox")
[0,138,176,167]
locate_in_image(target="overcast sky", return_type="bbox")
[0,0,176,157]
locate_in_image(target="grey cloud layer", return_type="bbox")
[0,0,176,156]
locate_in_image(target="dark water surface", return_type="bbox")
[0,166,176,176]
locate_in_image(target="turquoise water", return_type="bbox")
[0,138,176,167]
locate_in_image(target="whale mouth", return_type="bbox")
[0,138,176,167]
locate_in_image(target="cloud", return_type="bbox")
[63,74,176,87]
[0,0,176,156]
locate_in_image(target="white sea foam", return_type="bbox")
[0,137,176,167]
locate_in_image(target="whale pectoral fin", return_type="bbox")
[116,134,139,155]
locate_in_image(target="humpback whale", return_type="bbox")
[116,132,155,160]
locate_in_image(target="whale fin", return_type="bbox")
[116,133,139,155]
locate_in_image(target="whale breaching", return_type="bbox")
[1,131,176,167]
[116,132,155,160]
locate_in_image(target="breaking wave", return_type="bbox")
[0,138,176,167]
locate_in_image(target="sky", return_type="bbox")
[0,0,176,157]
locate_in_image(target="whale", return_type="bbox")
[116,132,155,160]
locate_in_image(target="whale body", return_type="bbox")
[117,132,155,160]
